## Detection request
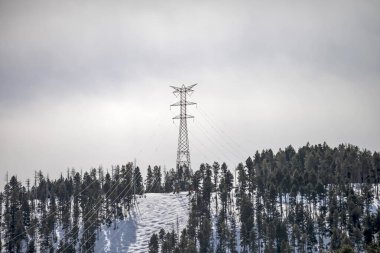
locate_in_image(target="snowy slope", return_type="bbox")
[94,192,189,253]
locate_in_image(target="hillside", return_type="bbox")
[1,143,380,252]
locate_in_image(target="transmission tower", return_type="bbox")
[170,83,197,170]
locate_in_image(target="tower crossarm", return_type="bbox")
[185,83,197,90]
[170,101,197,107]
[172,114,195,120]
[170,83,197,94]
[170,86,182,94]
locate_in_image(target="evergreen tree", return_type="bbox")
[202,164,213,215]
[4,176,26,252]
[216,209,228,253]
[373,152,380,198]
[153,166,162,193]
[240,194,254,251]
[212,162,220,213]
[149,233,159,253]
[134,166,144,195]
[198,217,212,252]
[146,165,153,193]
[228,215,238,253]
[163,170,175,193]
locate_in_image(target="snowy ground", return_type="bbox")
[94,192,190,253]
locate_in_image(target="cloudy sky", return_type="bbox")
[1,0,379,184]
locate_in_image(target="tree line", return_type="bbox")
[0,161,194,252]
[148,143,380,253]
[0,163,145,252]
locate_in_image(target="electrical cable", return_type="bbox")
[197,106,248,157]
[3,171,100,248]
[190,123,237,167]
[59,173,135,252]
[195,118,243,161]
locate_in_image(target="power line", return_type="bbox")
[135,116,166,158]
[3,170,100,247]
[60,174,135,252]
[195,118,242,160]
[59,169,136,250]
[197,106,248,158]
[80,183,135,253]
[84,170,164,252]
[102,173,181,251]
[188,128,227,165]
[191,120,240,164]
[72,164,156,252]
[172,110,231,167]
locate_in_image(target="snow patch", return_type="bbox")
[94,192,189,253]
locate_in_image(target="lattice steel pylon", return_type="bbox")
[170,84,197,170]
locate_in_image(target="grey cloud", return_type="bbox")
[0,0,380,186]
[2,0,379,103]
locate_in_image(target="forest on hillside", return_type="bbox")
[1,143,380,253]
[148,143,380,253]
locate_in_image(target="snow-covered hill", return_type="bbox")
[94,192,190,252]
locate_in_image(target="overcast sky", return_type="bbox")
[1,0,379,185]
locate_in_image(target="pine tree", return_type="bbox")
[240,194,254,251]
[153,166,162,193]
[71,171,81,244]
[159,228,166,244]
[178,228,188,251]
[4,176,26,252]
[80,172,101,252]
[121,163,134,212]
[149,233,159,253]
[134,166,144,195]
[245,156,256,199]
[216,209,227,253]
[163,170,174,193]
[187,197,199,244]
[202,165,213,215]
[146,166,153,193]
[228,215,238,253]
[212,162,220,212]
[236,162,247,210]
[198,217,212,252]
[183,165,193,191]
[373,152,380,198]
